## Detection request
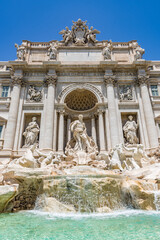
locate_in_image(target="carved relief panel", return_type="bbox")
[26,85,43,102]
[118,85,133,101]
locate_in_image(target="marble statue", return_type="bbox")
[59,19,100,46]
[59,27,73,45]
[70,115,93,152]
[119,86,133,101]
[15,43,25,61]
[123,116,139,144]
[86,26,100,44]
[28,86,42,102]
[108,143,152,171]
[65,115,98,164]
[36,149,61,168]
[48,42,58,60]
[102,41,112,60]
[23,117,40,148]
[135,45,145,60]
[8,144,38,168]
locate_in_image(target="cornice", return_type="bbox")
[133,60,152,69]
[0,59,158,75]
[8,61,27,71]
[43,61,61,67]
[100,60,118,69]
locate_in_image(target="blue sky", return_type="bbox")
[0,0,160,61]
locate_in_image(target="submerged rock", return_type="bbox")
[35,195,75,213]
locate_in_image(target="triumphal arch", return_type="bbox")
[0,19,160,163]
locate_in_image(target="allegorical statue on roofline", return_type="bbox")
[15,43,26,61]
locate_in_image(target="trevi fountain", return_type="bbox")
[0,19,160,239]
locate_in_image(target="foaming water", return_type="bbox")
[0,210,160,240]
[28,209,160,220]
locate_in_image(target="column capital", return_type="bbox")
[11,75,23,86]
[45,74,57,86]
[97,108,104,115]
[104,75,116,85]
[67,114,72,119]
[89,113,96,119]
[58,109,65,115]
[137,75,149,85]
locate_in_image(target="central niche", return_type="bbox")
[65,89,97,111]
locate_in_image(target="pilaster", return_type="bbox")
[104,70,120,149]
[138,72,158,148]
[4,72,23,150]
[53,109,58,151]
[91,114,97,145]
[67,115,71,142]
[97,109,106,152]
[58,109,65,153]
[43,69,57,149]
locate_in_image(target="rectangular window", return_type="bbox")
[151,85,158,96]
[1,86,9,97]
[0,126,3,138]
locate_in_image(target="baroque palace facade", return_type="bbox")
[0,19,160,162]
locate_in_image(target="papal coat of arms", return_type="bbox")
[59,19,100,46]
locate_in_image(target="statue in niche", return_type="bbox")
[102,41,112,60]
[65,115,98,164]
[70,114,93,152]
[119,86,133,101]
[23,117,40,148]
[28,86,42,102]
[123,115,139,145]
[48,42,58,60]
[15,43,26,61]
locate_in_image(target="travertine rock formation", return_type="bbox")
[0,162,160,213]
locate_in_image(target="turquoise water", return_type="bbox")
[0,210,160,240]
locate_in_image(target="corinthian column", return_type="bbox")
[4,75,23,150]
[104,73,120,148]
[43,70,57,149]
[91,114,97,144]
[58,110,65,152]
[67,115,71,142]
[138,75,158,148]
[98,109,106,152]
[53,110,58,151]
